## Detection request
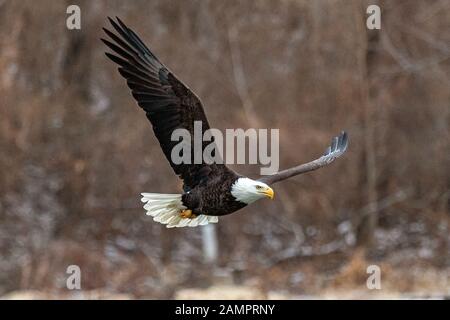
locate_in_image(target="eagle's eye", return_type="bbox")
[256,185,264,190]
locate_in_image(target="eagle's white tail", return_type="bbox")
[141,193,219,228]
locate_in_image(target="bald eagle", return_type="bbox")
[102,17,348,228]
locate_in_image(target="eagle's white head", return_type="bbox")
[231,177,274,204]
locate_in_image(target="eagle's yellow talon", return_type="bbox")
[180,209,196,219]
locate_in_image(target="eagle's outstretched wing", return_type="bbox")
[102,17,231,190]
[259,131,348,185]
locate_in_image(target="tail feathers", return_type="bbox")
[141,193,219,228]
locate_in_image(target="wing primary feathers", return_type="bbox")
[331,136,338,152]
[101,38,135,62]
[117,68,159,87]
[341,131,349,152]
[115,16,162,63]
[108,17,162,70]
[102,37,158,73]
[259,131,349,185]
[103,27,140,59]
[105,52,152,80]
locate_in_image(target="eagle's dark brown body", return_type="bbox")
[182,171,246,216]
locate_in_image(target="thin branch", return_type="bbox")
[359,188,413,217]
[227,24,260,128]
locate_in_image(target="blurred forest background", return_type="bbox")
[0,0,449,299]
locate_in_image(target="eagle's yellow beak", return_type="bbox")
[263,187,274,200]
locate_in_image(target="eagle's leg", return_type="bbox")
[180,209,197,219]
